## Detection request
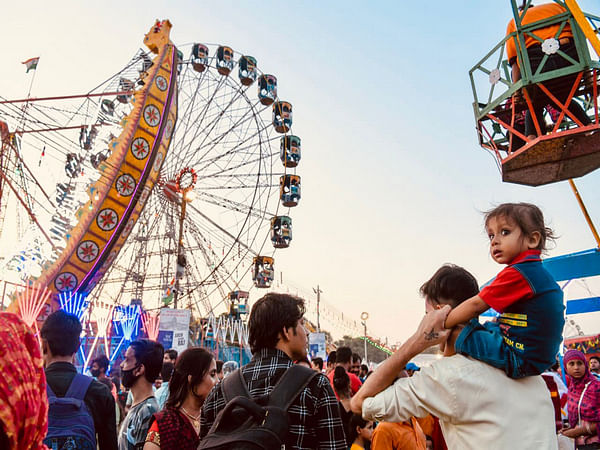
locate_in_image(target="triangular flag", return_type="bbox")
[22,57,40,73]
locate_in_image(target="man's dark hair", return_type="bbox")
[216,360,224,373]
[336,347,352,365]
[419,264,479,308]
[352,352,361,363]
[248,293,305,353]
[41,310,82,356]
[360,364,368,372]
[165,348,178,361]
[129,339,164,383]
[92,354,110,373]
[166,348,214,409]
[161,361,174,383]
[327,351,336,366]
[312,357,323,371]
[590,356,600,364]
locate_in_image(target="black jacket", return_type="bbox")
[45,361,118,450]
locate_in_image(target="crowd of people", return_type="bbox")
[4,0,600,447]
[1,201,600,450]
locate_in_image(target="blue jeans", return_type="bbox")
[455,319,530,379]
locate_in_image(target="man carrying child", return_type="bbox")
[351,264,558,449]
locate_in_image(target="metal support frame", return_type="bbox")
[470,2,600,151]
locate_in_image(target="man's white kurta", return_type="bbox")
[362,354,558,450]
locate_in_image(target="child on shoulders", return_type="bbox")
[444,203,564,378]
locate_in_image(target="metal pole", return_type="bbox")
[313,285,322,332]
[363,321,368,364]
[0,168,57,251]
[0,90,135,104]
[360,312,369,364]
[565,0,600,58]
[174,197,187,309]
[568,179,600,248]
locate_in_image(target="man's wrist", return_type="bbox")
[403,334,423,359]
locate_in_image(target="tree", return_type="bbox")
[333,335,390,364]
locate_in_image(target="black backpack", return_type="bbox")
[199,364,317,450]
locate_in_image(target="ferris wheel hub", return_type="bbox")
[163,179,180,202]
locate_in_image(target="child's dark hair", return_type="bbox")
[347,414,369,443]
[420,264,479,308]
[484,203,554,251]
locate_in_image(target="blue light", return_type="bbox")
[114,304,140,341]
[59,292,89,322]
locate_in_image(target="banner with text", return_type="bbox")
[158,308,191,353]
[309,332,326,360]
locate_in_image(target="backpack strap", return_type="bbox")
[46,382,57,400]
[64,373,93,401]
[222,368,251,403]
[268,365,318,411]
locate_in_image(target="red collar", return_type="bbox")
[509,249,541,265]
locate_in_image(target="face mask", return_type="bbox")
[90,368,101,378]
[121,364,141,389]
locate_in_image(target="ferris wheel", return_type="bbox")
[0,21,301,319]
[94,42,301,316]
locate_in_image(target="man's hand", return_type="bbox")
[351,306,452,416]
[408,305,452,354]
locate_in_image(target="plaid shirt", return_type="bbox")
[200,348,347,449]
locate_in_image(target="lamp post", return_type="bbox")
[173,168,197,309]
[361,311,369,364]
[313,285,322,332]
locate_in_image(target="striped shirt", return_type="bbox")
[200,348,347,449]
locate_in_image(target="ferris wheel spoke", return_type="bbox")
[183,223,253,314]
[181,229,229,314]
[190,99,268,168]
[181,75,230,150]
[200,183,278,190]
[186,204,255,250]
[176,66,211,147]
[197,153,281,182]
[180,80,260,162]
[191,123,275,175]
[192,189,274,220]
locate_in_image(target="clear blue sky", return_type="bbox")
[2,0,599,342]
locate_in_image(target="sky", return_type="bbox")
[1,0,599,344]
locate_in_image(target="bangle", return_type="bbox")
[585,422,592,434]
